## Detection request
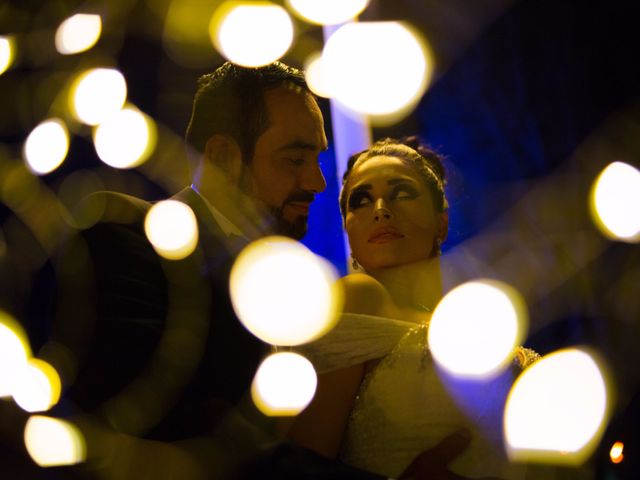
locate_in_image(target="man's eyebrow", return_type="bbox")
[277,140,325,152]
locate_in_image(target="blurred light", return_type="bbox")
[286,0,369,25]
[230,236,342,346]
[12,358,62,413]
[504,348,609,465]
[322,22,433,124]
[0,36,15,75]
[428,279,526,378]
[162,0,220,69]
[23,119,69,175]
[211,2,294,67]
[590,161,640,242]
[70,68,127,125]
[93,106,157,169]
[55,14,102,55]
[251,351,317,416]
[304,53,332,98]
[144,200,199,260]
[610,441,624,464]
[57,169,105,225]
[0,311,31,397]
[24,416,86,467]
[0,229,6,259]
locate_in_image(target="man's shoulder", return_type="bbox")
[74,190,152,231]
[64,191,155,268]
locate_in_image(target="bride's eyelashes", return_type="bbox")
[348,190,372,210]
[391,184,418,200]
[347,184,420,211]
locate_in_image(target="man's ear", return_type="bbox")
[437,211,449,244]
[204,134,243,184]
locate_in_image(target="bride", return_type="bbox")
[288,137,537,479]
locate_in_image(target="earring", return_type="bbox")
[351,255,360,271]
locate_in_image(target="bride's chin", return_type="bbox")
[360,258,403,272]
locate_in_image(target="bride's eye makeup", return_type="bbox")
[391,184,418,200]
[348,189,372,210]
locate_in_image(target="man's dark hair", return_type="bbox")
[185,61,309,166]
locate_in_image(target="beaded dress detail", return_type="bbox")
[300,313,538,479]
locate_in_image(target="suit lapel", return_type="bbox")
[172,187,248,276]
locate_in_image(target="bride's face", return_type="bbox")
[344,155,446,272]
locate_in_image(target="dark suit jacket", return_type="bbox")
[52,187,382,479]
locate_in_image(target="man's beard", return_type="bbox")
[269,190,315,240]
[237,169,313,240]
[267,205,307,240]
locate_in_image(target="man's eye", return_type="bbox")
[348,192,371,209]
[286,158,305,166]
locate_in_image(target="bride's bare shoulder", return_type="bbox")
[338,273,394,316]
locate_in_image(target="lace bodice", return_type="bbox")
[300,313,535,479]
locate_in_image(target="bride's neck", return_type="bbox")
[368,257,443,312]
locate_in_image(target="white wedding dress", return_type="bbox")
[300,313,538,479]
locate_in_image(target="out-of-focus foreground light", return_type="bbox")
[0,311,31,397]
[93,107,157,169]
[230,237,342,346]
[144,200,199,260]
[610,441,624,464]
[23,119,69,175]
[590,161,640,242]
[286,0,370,25]
[251,352,317,416]
[304,53,332,98]
[162,0,219,68]
[0,36,15,75]
[211,2,293,67]
[428,279,526,378]
[24,416,86,467]
[504,348,609,465]
[322,22,433,124]
[70,68,127,125]
[55,13,102,55]
[12,358,62,413]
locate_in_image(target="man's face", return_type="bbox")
[245,86,328,239]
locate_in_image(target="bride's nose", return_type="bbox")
[373,198,392,221]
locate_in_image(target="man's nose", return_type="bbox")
[373,198,392,221]
[301,164,327,194]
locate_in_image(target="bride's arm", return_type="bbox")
[286,362,365,458]
[286,274,393,458]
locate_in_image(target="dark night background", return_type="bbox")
[1,0,639,478]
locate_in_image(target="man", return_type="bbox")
[51,61,471,480]
[51,62,354,479]
[185,61,327,241]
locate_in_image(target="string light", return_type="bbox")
[23,119,69,175]
[144,200,199,260]
[211,2,293,67]
[230,237,342,346]
[251,352,317,415]
[504,348,609,465]
[55,13,102,55]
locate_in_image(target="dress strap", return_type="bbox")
[296,313,415,374]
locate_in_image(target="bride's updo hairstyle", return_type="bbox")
[339,136,448,219]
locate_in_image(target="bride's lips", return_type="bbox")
[368,227,404,243]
